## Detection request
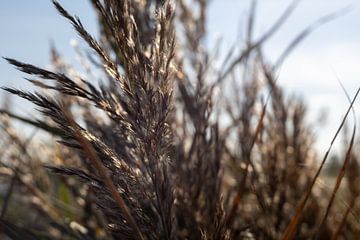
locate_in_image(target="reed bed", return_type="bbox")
[0,1,359,239]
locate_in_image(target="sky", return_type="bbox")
[1,0,360,154]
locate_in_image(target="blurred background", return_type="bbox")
[1,0,360,153]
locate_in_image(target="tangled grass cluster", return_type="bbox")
[0,1,359,239]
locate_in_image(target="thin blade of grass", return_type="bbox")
[316,77,357,237]
[274,6,352,69]
[60,107,144,240]
[281,87,360,240]
[317,124,355,236]
[246,0,257,44]
[217,0,301,84]
[331,195,357,240]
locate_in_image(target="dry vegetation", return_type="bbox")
[0,0,359,239]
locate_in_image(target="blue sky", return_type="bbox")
[1,0,360,153]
